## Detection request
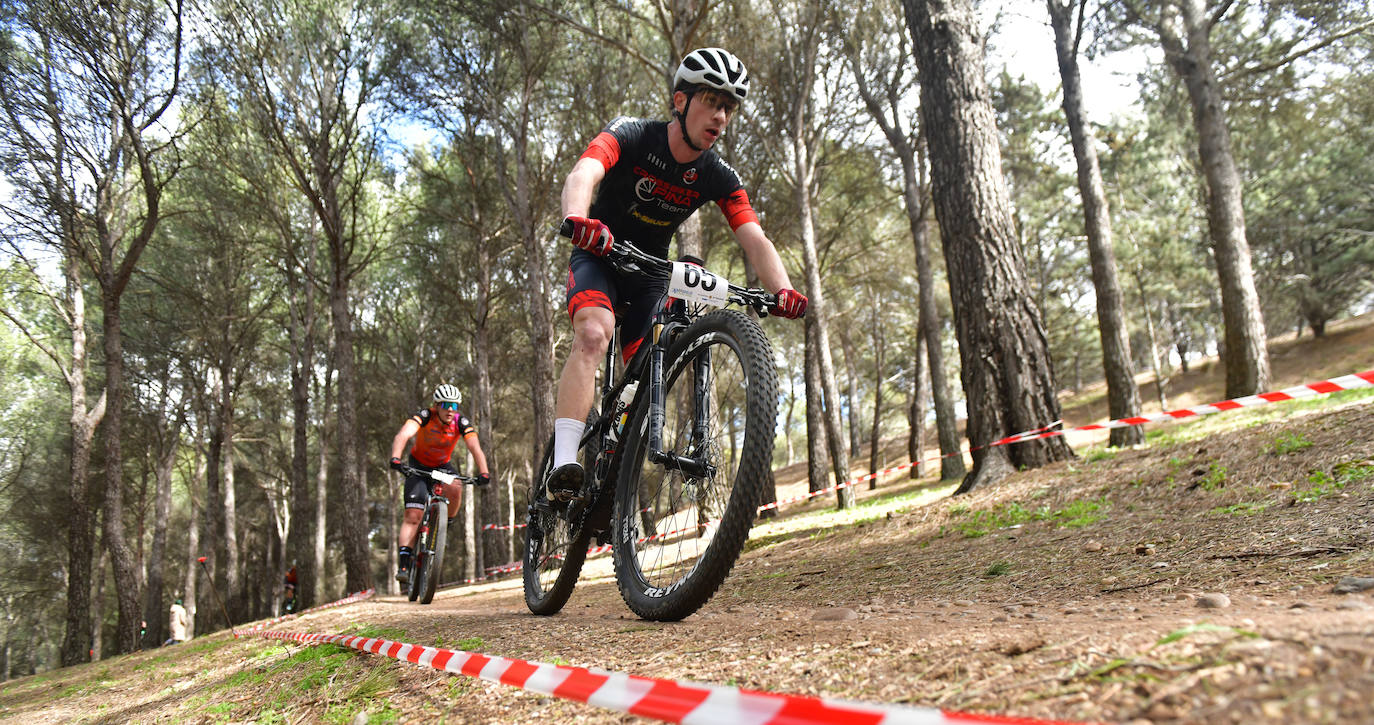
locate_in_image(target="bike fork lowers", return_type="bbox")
[645,338,714,479]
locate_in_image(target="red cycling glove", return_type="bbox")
[771,288,808,319]
[565,215,613,256]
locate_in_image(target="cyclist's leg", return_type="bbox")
[439,463,463,522]
[550,252,619,493]
[398,462,428,577]
[617,274,669,365]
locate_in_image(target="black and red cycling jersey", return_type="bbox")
[580,116,759,259]
[406,408,476,468]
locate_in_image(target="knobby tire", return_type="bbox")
[523,437,591,615]
[612,309,777,621]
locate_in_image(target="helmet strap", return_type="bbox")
[674,93,703,152]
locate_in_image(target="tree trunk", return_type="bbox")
[839,329,862,459]
[915,209,965,481]
[498,122,557,478]
[99,292,142,653]
[867,304,886,488]
[792,120,853,510]
[285,265,317,609]
[329,271,372,593]
[903,0,1074,494]
[141,407,180,649]
[908,327,928,479]
[90,545,108,659]
[1152,0,1269,398]
[61,380,102,665]
[314,361,334,601]
[803,324,829,493]
[473,225,504,572]
[849,36,965,482]
[1048,0,1142,447]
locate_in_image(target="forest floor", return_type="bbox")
[2,315,1372,725]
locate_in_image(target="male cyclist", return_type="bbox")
[389,384,491,582]
[547,47,808,497]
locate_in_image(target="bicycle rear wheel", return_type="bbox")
[522,437,591,615]
[612,309,777,621]
[418,503,448,605]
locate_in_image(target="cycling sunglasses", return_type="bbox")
[437,402,459,411]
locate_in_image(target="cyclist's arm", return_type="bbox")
[463,434,490,476]
[561,156,607,218]
[733,221,794,294]
[389,419,421,461]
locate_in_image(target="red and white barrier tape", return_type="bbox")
[237,628,1079,724]
[480,370,1374,566]
[236,589,375,634]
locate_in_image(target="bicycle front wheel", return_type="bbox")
[418,504,448,605]
[523,436,590,615]
[612,309,778,620]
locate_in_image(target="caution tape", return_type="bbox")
[760,369,1374,509]
[236,628,1081,724]
[479,370,1374,569]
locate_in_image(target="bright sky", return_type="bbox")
[980,0,1157,123]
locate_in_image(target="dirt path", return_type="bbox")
[3,401,1372,725]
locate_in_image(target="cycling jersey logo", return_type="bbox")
[632,167,701,207]
[683,168,698,184]
[635,176,659,203]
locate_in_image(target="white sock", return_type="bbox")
[552,418,586,469]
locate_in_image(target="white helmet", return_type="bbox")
[433,384,461,406]
[673,48,750,103]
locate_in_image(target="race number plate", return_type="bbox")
[668,261,728,307]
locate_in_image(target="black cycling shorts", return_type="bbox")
[404,457,457,510]
[565,249,667,362]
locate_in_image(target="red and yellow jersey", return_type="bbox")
[407,408,477,468]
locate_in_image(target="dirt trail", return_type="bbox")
[3,317,1372,724]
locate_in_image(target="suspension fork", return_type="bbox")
[646,321,712,479]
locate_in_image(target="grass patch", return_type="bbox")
[1211,501,1269,516]
[1083,447,1118,463]
[1197,463,1228,491]
[1153,623,1259,648]
[1268,432,1313,455]
[342,624,407,641]
[1290,463,1373,503]
[984,561,1013,577]
[1050,497,1109,528]
[953,497,1110,537]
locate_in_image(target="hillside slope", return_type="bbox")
[2,318,1371,724]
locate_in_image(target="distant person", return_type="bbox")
[165,598,188,646]
[282,583,297,614]
[388,384,491,583]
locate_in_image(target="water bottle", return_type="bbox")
[608,381,639,443]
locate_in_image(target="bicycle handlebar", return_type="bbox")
[558,219,778,316]
[398,465,478,487]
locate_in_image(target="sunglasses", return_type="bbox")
[438,402,459,411]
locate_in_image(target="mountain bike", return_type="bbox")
[523,226,785,621]
[399,465,476,605]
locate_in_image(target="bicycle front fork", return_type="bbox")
[645,340,715,479]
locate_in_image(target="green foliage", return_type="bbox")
[1268,432,1313,455]
[984,561,1012,577]
[1197,464,1228,492]
[1211,502,1269,516]
[1154,623,1259,648]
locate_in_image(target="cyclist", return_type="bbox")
[389,384,491,583]
[547,47,808,497]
